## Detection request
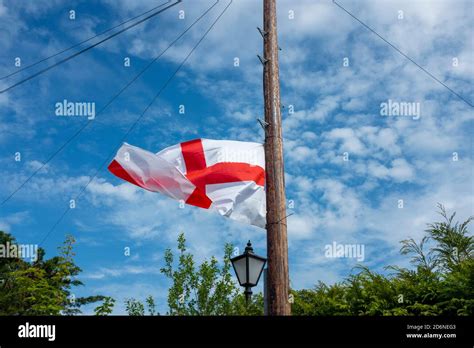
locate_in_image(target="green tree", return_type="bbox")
[425,204,473,271]
[94,297,115,316]
[125,298,145,316]
[121,232,265,316]
[292,205,473,316]
[159,233,263,315]
[146,295,157,316]
[0,231,104,315]
[123,296,159,316]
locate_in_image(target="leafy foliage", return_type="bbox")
[159,233,263,315]
[292,205,474,316]
[145,295,156,316]
[94,297,116,316]
[125,298,145,316]
[0,232,104,315]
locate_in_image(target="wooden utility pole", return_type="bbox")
[263,0,291,315]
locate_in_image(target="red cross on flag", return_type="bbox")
[108,139,266,228]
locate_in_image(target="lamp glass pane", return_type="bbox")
[232,257,247,286]
[248,256,265,286]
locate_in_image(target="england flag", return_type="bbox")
[108,139,266,228]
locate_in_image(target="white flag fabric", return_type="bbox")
[108,139,266,228]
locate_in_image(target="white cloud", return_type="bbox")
[325,128,366,155]
[389,158,414,182]
[83,265,162,280]
[288,145,318,164]
[25,160,49,173]
[284,96,341,134]
[87,179,142,204]
[0,164,91,204]
[0,1,7,17]
[0,211,29,232]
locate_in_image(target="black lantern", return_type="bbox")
[230,241,267,303]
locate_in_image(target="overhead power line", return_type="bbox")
[0,0,182,94]
[1,0,220,206]
[333,0,473,108]
[0,0,170,81]
[39,0,233,246]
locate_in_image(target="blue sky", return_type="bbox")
[0,0,472,314]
